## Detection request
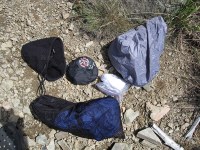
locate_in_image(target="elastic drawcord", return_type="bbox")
[37,74,46,96]
[37,48,55,96]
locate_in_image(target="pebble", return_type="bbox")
[132,135,139,142]
[12,98,20,107]
[181,123,190,130]
[85,41,94,47]
[47,139,55,150]
[141,140,157,148]
[49,130,56,139]
[62,12,70,19]
[84,145,96,150]
[143,83,153,92]
[26,19,31,26]
[111,143,132,150]
[55,131,68,140]
[25,136,36,147]
[146,102,170,121]
[1,79,13,91]
[185,118,190,123]
[172,96,178,102]
[74,141,84,150]
[1,101,12,110]
[161,99,167,105]
[25,88,31,93]
[23,106,31,115]
[169,129,173,134]
[57,140,70,150]
[68,23,74,31]
[168,122,173,129]
[1,40,12,50]
[67,2,73,9]
[124,108,139,124]
[137,128,162,145]
[121,107,126,113]
[36,134,48,145]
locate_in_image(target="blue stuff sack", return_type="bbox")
[30,95,125,141]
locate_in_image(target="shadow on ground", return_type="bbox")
[0,106,28,150]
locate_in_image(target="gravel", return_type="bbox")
[0,0,198,149]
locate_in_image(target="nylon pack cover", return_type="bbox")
[108,16,167,86]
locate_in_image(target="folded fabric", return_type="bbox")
[21,37,66,81]
[108,16,167,86]
[30,95,125,141]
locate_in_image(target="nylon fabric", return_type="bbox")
[30,95,124,141]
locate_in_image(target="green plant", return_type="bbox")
[73,0,134,38]
[169,0,200,34]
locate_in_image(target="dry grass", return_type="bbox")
[73,0,135,38]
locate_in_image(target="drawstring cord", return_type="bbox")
[37,49,55,96]
[37,74,46,96]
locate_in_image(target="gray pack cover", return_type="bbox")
[108,16,167,86]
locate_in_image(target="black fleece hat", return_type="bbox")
[66,56,98,85]
[21,37,66,81]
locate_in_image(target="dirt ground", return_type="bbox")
[0,0,199,150]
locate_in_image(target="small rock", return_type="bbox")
[12,98,20,107]
[84,145,95,150]
[95,61,101,68]
[161,99,167,105]
[74,141,84,150]
[132,135,139,142]
[185,118,190,123]
[172,96,178,102]
[68,23,74,31]
[83,34,89,40]
[169,129,173,134]
[75,48,81,53]
[175,127,180,131]
[141,140,157,148]
[47,139,55,150]
[1,41,12,50]
[62,12,70,19]
[49,130,56,139]
[67,2,73,9]
[111,143,132,150]
[57,140,70,150]
[121,107,126,113]
[26,19,31,26]
[111,143,133,150]
[137,128,162,145]
[168,122,173,129]
[1,80,13,91]
[36,134,48,145]
[146,102,170,121]
[85,41,94,47]
[14,110,24,118]
[181,123,190,130]
[23,106,31,115]
[25,136,36,147]
[1,101,12,110]
[55,131,68,140]
[143,83,153,92]
[124,108,139,124]
[25,88,31,93]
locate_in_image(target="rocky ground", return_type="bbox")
[0,0,200,150]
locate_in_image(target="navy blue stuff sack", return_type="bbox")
[30,95,125,141]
